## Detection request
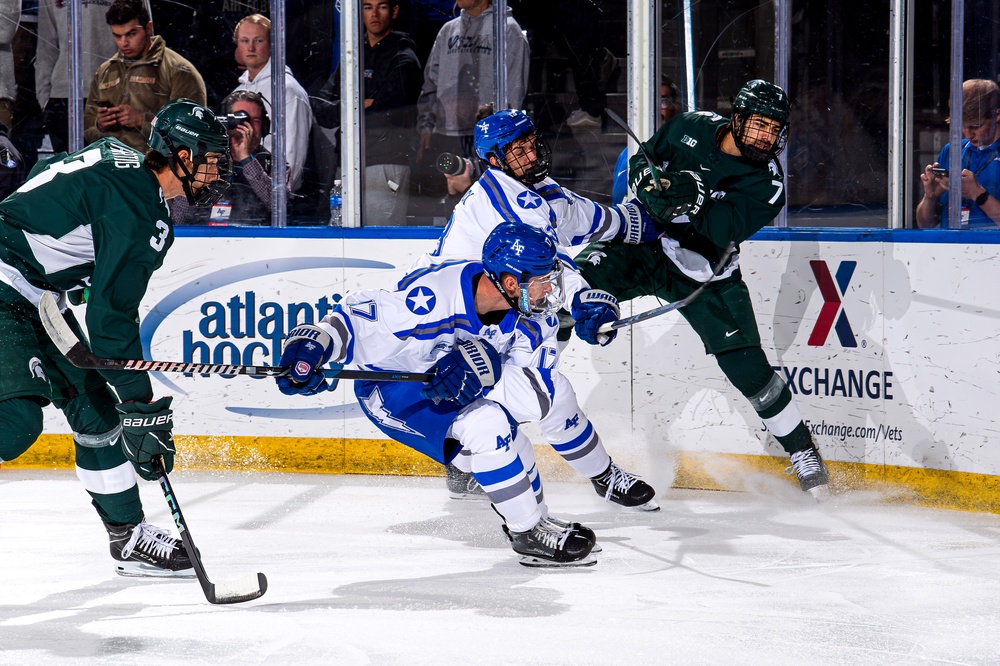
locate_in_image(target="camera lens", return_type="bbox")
[436,152,466,176]
[224,111,250,130]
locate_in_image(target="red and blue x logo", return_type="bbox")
[808,260,857,347]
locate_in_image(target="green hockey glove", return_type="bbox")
[635,169,708,225]
[116,397,175,481]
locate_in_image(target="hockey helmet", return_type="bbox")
[474,109,551,184]
[482,222,563,319]
[149,98,232,206]
[730,80,790,163]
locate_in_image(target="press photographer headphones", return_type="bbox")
[220,90,270,139]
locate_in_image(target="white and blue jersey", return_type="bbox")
[420,167,644,305]
[315,260,559,464]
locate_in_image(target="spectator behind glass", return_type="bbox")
[916,79,1000,229]
[35,0,123,154]
[359,0,422,226]
[414,0,528,197]
[83,0,205,152]
[171,90,272,226]
[231,13,313,193]
[0,0,18,130]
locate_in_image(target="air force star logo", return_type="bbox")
[406,286,436,314]
[516,190,542,209]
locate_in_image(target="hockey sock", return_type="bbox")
[512,430,545,510]
[75,435,143,525]
[715,347,810,454]
[0,397,45,462]
[451,401,541,532]
[538,372,612,478]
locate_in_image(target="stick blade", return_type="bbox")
[207,572,268,605]
[37,291,78,356]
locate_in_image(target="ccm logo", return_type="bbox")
[122,415,172,427]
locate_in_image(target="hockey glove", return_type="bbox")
[634,169,707,225]
[421,338,502,407]
[615,198,662,244]
[572,289,620,346]
[276,324,340,396]
[116,397,176,481]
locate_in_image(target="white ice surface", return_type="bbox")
[2,469,1000,665]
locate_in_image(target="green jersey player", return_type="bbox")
[575,80,830,495]
[0,98,231,575]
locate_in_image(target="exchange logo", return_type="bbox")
[808,260,857,347]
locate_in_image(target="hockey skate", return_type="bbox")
[445,463,487,500]
[591,462,660,511]
[502,515,602,554]
[787,445,830,498]
[507,516,597,568]
[105,521,195,578]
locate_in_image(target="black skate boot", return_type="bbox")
[508,516,597,568]
[591,462,660,511]
[446,463,487,500]
[502,515,601,553]
[787,444,830,497]
[105,521,195,578]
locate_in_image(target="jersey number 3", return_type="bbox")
[150,220,169,252]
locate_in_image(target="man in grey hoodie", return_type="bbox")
[415,0,528,196]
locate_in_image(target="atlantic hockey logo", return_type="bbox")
[405,286,436,314]
[808,260,857,347]
[516,191,542,209]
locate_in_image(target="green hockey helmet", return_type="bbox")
[730,80,790,163]
[148,98,232,206]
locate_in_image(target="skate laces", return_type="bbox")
[120,523,180,561]
[787,447,822,479]
[598,463,639,501]
[532,517,570,550]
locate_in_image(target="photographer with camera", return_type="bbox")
[916,79,1000,229]
[171,90,272,226]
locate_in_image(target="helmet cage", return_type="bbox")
[731,112,788,163]
[159,131,234,207]
[474,109,551,185]
[496,132,552,185]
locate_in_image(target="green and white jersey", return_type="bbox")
[0,138,173,402]
[631,111,786,262]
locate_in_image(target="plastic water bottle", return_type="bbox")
[329,179,343,226]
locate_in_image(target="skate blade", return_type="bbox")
[115,561,197,579]
[448,491,489,501]
[633,499,661,512]
[806,484,831,501]
[516,553,598,569]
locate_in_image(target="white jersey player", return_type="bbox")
[417,108,661,511]
[275,224,597,568]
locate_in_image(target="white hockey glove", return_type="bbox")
[421,338,502,407]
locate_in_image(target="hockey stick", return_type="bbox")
[605,108,662,192]
[152,456,267,604]
[598,242,737,333]
[37,292,433,382]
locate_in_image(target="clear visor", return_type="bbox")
[518,264,564,319]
